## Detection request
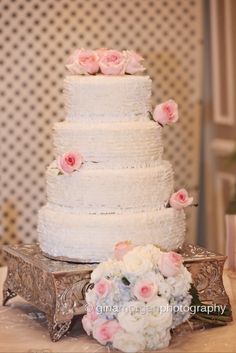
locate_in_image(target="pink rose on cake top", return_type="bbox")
[99,50,126,75]
[65,49,100,75]
[65,48,145,75]
[124,50,145,74]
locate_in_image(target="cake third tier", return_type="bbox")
[46,160,173,212]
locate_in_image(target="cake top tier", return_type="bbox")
[64,75,152,122]
[64,48,151,122]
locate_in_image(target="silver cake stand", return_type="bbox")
[2,243,232,341]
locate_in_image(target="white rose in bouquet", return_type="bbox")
[122,248,154,276]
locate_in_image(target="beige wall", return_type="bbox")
[0,0,203,265]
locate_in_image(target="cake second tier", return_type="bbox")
[53,121,163,169]
[46,160,173,213]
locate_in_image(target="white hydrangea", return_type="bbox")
[147,297,173,330]
[144,326,171,350]
[117,301,147,333]
[156,272,172,300]
[167,269,192,297]
[91,258,123,283]
[113,331,146,353]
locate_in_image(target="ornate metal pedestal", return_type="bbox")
[2,243,232,341]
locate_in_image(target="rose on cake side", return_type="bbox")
[166,188,195,210]
[149,99,179,127]
[65,48,146,75]
[57,151,84,175]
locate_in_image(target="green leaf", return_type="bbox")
[121,277,130,286]
[148,111,154,121]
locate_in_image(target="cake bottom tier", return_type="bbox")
[38,204,186,262]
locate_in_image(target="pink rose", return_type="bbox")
[65,49,81,74]
[96,47,108,58]
[158,251,183,277]
[93,319,121,345]
[57,151,84,175]
[94,278,111,298]
[132,280,158,302]
[99,50,126,75]
[125,50,145,74]
[114,241,135,261]
[169,188,193,209]
[153,99,179,126]
[82,306,98,336]
[65,49,99,75]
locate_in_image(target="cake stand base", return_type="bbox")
[2,243,232,341]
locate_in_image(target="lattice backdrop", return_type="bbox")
[0,0,203,265]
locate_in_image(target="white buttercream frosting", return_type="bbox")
[53,121,163,168]
[38,204,186,262]
[46,161,173,212]
[64,75,152,122]
[38,74,186,262]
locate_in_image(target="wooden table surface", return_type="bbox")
[0,266,236,353]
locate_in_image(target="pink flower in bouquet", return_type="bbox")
[93,319,122,345]
[158,251,183,277]
[65,49,99,74]
[94,278,111,298]
[82,305,98,336]
[99,50,126,75]
[57,152,84,175]
[133,279,158,302]
[114,241,135,261]
[125,50,145,74]
[153,99,179,126]
[169,188,193,209]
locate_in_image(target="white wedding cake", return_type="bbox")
[38,49,190,262]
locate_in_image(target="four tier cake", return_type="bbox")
[38,49,187,262]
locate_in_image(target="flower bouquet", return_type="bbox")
[82,243,192,352]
